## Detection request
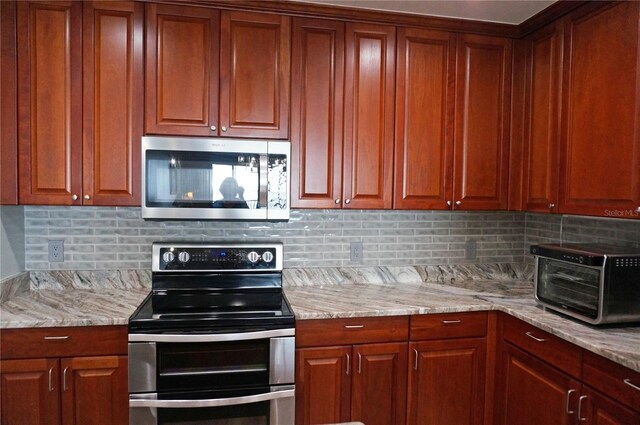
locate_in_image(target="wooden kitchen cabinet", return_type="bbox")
[393,27,456,210]
[146,4,290,139]
[295,316,409,425]
[0,326,128,425]
[17,0,143,206]
[1,0,18,205]
[453,34,512,210]
[407,312,488,425]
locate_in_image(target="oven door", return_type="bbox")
[130,385,294,425]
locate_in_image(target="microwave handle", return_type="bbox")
[129,328,294,343]
[259,154,268,208]
[130,388,294,408]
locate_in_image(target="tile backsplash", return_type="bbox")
[24,207,525,270]
[21,207,639,271]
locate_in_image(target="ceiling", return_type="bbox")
[289,0,558,25]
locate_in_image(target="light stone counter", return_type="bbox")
[1,265,639,373]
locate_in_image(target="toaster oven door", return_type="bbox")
[535,257,602,320]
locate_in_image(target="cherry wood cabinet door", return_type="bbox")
[407,338,486,425]
[351,342,408,425]
[17,1,82,205]
[1,0,18,205]
[559,1,640,217]
[0,358,61,425]
[60,356,128,425]
[219,11,290,139]
[290,18,344,208]
[521,21,563,213]
[145,3,219,136]
[83,1,143,206]
[394,28,455,210]
[343,23,395,209]
[582,386,640,425]
[497,342,579,425]
[296,346,351,425]
[453,34,512,210]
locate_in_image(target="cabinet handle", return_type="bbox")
[442,320,462,324]
[565,389,576,414]
[525,332,545,342]
[548,203,555,209]
[71,194,78,201]
[83,194,90,200]
[624,378,640,392]
[344,325,364,329]
[577,395,588,421]
[346,354,350,375]
[210,125,216,131]
[357,353,362,374]
[63,367,69,391]
[455,200,462,206]
[335,199,340,204]
[345,199,351,204]
[221,126,227,132]
[48,367,54,392]
[413,349,419,370]
[44,336,70,340]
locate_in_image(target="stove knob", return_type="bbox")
[162,251,175,263]
[178,251,190,263]
[262,251,274,263]
[247,251,260,263]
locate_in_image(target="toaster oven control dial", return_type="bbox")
[162,251,175,263]
[178,251,190,263]
[247,251,260,263]
[262,251,274,263]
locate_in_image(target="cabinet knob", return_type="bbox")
[345,199,351,205]
[210,125,216,131]
[84,195,91,201]
[221,126,227,132]
[455,200,462,206]
[71,194,78,201]
[548,203,555,209]
[446,200,452,206]
[636,206,640,213]
[335,199,341,204]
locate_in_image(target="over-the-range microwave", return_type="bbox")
[142,136,290,221]
[531,243,640,325]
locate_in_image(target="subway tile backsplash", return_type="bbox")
[22,207,639,271]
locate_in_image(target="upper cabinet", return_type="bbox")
[1,1,18,205]
[453,34,512,210]
[145,4,290,138]
[17,0,143,206]
[559,1,640,217]
[290,19,394,209]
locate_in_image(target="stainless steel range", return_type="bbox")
[128,242,295,425]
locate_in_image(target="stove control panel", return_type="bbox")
[152,243,283,272]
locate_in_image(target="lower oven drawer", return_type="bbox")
[130,385,295,425]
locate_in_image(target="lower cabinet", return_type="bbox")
[295,316,409,425]
[0,326,128,425]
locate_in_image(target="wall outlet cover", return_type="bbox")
[350,241,364,263]
[48,240,64,262]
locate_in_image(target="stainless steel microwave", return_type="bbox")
[531,244,640,325]
[142,137,290,220]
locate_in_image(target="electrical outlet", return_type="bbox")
[48,240,64,262]
[350,241,363,263]
[465,239,477,260]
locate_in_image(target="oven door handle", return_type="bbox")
[129,328,294,343]
[130,388,294,408]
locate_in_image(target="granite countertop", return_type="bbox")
[1,265,639,373]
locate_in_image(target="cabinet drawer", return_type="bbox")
[296,316,409,348]
[0,326,128,359]
[410,311,487,340]
[502,315,582,378]
[583,351,640,412]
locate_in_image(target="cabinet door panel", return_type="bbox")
[60,356,128,425]
[343,23,395,209]
[0,358,61,425]
[17,1,82,205]
[145,4,219,136]
[454,34,511,210]
[290,18,344,208]
[408,338,486,425]
[83,1,142,206]
[522,22,563,212]
[394,28,455,210]
[583,386,640,425]
[1,0,18,205]
[220,11,290,138]
[560,1,640,216]
[498,342,578,425]
[351,342,407,425]
[296,346,351,425]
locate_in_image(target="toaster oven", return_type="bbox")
[531,244,640,325]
